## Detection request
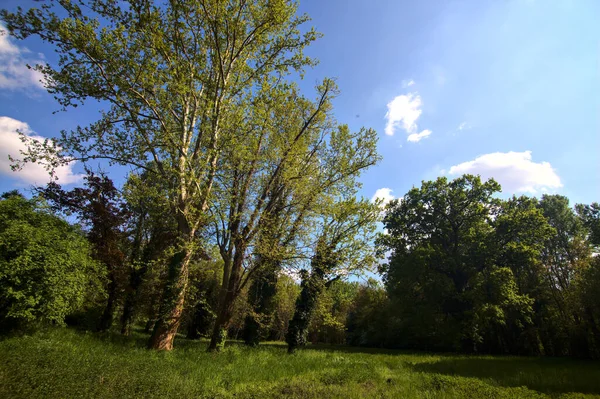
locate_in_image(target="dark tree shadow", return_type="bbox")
[259,341,427,356]
[408,356,600,395]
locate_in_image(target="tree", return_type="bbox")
[571,256,600,358]
[286,197,379,353]
[379,175,501,351]
[2,0,319,350]
[208,79,380,351]
[184,253,223,339]
[308,280,359,345]
[489,195,554,354]
[269,273,300,341]
[0,192,103,330]
[538,195,590,323]
[576,202,600,247]
[346,279,389,347]
[119,170,178,336]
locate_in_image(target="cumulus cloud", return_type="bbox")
[448,151,562,193]
[402,79,415,88]
[384,89,433,143]
[371,187,395,207]
[0,116,83,186]
[384,93,423,136]
[0,23,46,91]
[407,129,432,143]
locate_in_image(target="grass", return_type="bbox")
[0,328,599,398]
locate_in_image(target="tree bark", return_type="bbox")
[208,245,245,351]
[148,247,193,350]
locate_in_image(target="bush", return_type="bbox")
[0,192,104,330]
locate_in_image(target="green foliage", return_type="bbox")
[375,176,600,358]
[309,280,359,345]
[1,328,600,398]
[346,279,391,347]
[0,194,103,328]
[576,202,600,246]
[184,254,223,339]
[270,273,301,341]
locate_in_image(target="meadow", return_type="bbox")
[0,328,598,399]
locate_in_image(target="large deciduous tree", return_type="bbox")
[379,175,543,352]
[2,0,318,350]
[208,77,380,350]
[286,197,380,353]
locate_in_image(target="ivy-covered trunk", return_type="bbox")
[120,266,145,336]
[243,259,279,346]
[148,247,193,350]
[286,267,326,353]
[208,246,245,351]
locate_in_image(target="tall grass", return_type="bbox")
[0,328,598,398]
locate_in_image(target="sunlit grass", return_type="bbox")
[0,328,598,398]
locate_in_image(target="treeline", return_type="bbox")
[366,175,600,358]
[2,174,598,359]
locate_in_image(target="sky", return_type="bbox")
[1,0,599,207]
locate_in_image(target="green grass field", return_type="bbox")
[0,328,598,398]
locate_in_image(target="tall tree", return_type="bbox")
[2,0,318,350]
[489,195,554,354]
[208,78,379,350]
[286,197,379,353]
[378,175,503,351]
[119,171,177,336]
[538,195,590,318]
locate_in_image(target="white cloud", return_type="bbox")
[384,89,434,143]
[384,93,423,136]
[371,187,395,207]
[458,122,469,131]
[448,151,562,193]
[0,116,83,186]
[0,23,46,91]
[407,129,432,143]
[402,79,415,88]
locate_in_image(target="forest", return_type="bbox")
[0,1,599,398]
[2,175,599,358]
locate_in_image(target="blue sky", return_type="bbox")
[1,0,599,206]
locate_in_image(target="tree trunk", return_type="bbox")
[208,246,245,351]
[148,248,192,350]
[97,271,118,332]
[286,268,325,354]
[120,289,136,336]
[121,212,147,336]
[243,261,279,346]
[207,297,235,351]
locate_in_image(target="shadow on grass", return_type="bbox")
[408,356,600,396]
[68,328,600,396]
[260,340,427,357]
